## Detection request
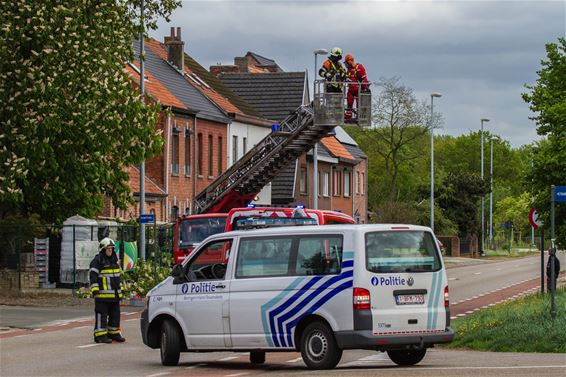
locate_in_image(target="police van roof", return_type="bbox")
[209,223,432,240]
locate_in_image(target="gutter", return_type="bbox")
[229,112,273,127]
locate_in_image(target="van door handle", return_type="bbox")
[216,284,226,289]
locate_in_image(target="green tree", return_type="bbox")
[493,193,531,243]
[522,37,566,247]
[0,0,179,222]
[436,172,490,236]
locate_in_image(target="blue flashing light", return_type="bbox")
[295,204,305,209]
[334,209,342,212]
[247,203,256,208]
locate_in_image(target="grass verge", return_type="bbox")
[444,287,566,353]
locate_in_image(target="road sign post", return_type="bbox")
[529,208,544,294]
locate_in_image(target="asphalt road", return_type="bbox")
[1,256,564,377]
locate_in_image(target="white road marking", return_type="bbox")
[72,326,89,330]
[125,318,138,322]
[395,365,566,371]
[219,356,240,361]
[286,357,303,363]
[474,272,482,275]
[448,277,457,281]
[33,328,42,331]
[123,312,137,316]
[77,344,101,348]
[146,372,170,377]
[225,373,249,377]
[496,268,502,271]
[185,363,206,369]
[15,334,30,338]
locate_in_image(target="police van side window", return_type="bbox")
[365,231,441,273]
[185,239,232,281]
[235,235,343,278]
[295,236,343,276]
[236,237,293,278]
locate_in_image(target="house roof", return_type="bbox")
[182,55,264,119]
[133,40,229,123]
[320,136,355,161]
[270,163,296,205]
[218,72,307,123]
[334,126,358,146]
[343,143,367,161]
[247,51,281,70]
[125,63,186,110]
[129,166,166,197]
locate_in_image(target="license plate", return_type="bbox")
[395,294,425,305]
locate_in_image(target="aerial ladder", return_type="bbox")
[192,80,371,214]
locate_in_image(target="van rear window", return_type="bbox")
[365,231,441,273]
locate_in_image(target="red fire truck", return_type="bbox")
[172,206,354,264]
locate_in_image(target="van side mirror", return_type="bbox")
[171,264,186,284]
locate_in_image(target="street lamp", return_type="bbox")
[489,137,494,245]
[430,93,442,232]
[312,48,328,210]
[480,118,490,254]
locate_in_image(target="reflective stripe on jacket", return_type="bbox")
[89,252,123,301]
[319,59,346,89]
[347,63,369,92]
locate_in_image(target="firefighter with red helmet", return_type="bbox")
[89,237,126,343]
[344,54,369,122]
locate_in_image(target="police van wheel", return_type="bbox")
[300,322,342,370]
[160,320,181,366]
[250,351,265,364]
[387,348,427,366]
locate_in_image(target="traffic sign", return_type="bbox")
[554,186,566,203]
[528,208,542,229]
[139,214,155,224]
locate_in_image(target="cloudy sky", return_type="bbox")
[151,0,565,148]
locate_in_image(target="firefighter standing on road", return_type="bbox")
[89,237,126,343]
[319,47,346,93]
[344,54,369,122]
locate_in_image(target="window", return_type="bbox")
[318,171,322,197]
[356,171,360,194]
[197,133,203,176]
[236,237,293,278]
[333,170,341,196]
[365,231,441,273]
[243,137,247,155]
[185,239,232,281]
[208,134,213,177]
[323,172,329,197]
[232,135,238,165]
[171,205,179,220]
[172,130,179,175]
[295,236,343,276]
[299,167,307,194]
[361,172,365,194]
[184,128,191,176]
[235,235,343,278]
[217,136,223,174]
[344,171,350,197]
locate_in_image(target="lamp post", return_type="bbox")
[430,93,442,232]
[139,0,146,259]
[480,118,490,255]
[489,137,494,246]
[312,48,328,210]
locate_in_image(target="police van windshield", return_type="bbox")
[179,217,227,247]
[365,231,441,273]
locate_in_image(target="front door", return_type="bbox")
[176,238,233,348]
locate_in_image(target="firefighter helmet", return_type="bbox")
[99,237,116,252]
[330,47,343,59]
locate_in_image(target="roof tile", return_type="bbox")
[125,63,185,109]
[320,136,354,160]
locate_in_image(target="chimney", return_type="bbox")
[234,56,249,73]
[164,27,184,71]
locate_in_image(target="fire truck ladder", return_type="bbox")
[192,80,370,214]
[193,104,331,214]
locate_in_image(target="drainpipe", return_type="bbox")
[193,116,198,213]
[352,168,355,221]
[165,113,172,221]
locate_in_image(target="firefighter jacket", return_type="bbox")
[89,250,123,301]
[347,63,369,93]
[319,59,346,90]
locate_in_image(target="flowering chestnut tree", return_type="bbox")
[0,0,179,222]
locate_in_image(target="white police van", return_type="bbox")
[141,224,454,369]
